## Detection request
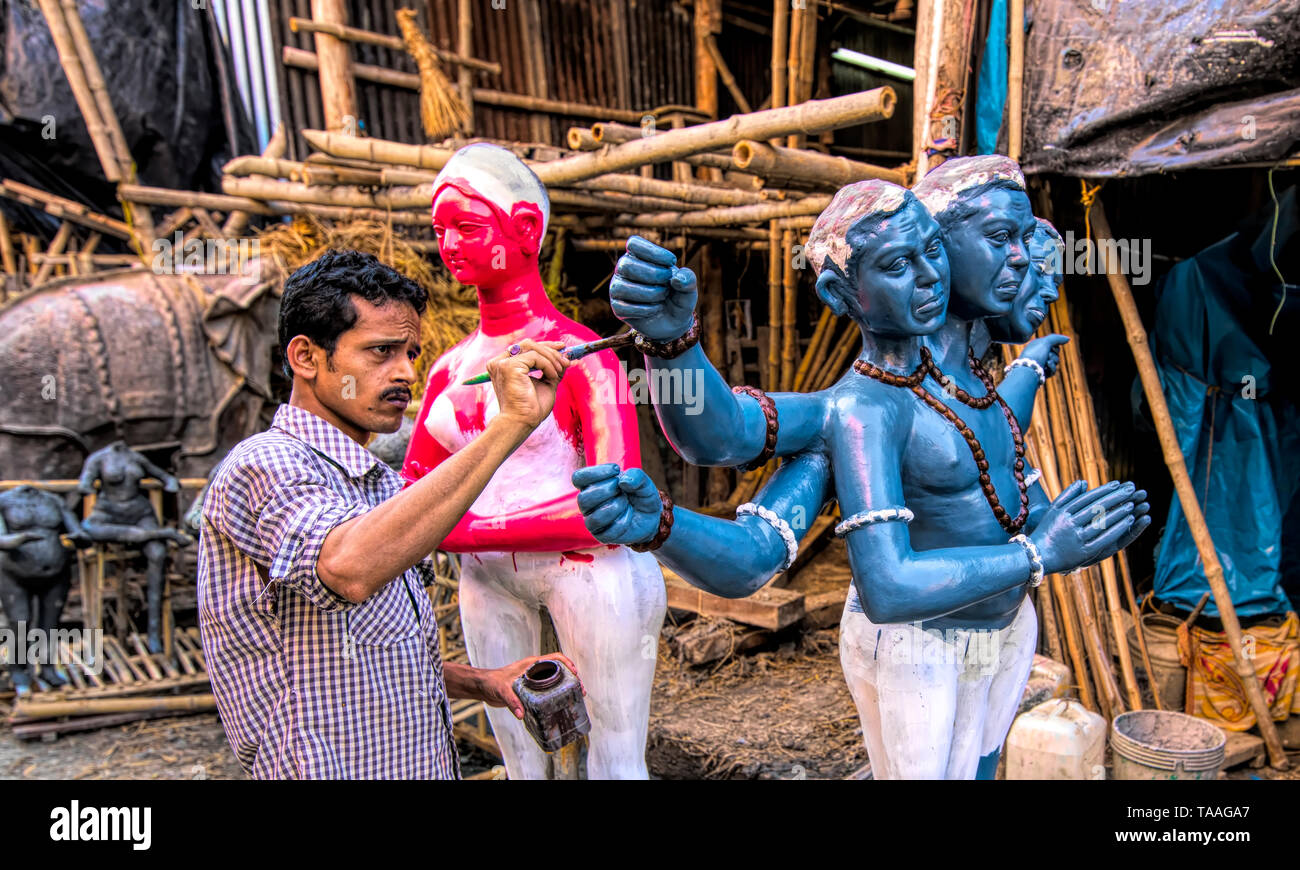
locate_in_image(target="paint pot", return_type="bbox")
[1111,710,1226,780]
[513,658,590,753]
[1005,698,1106,780]
[1125,613,1186,713]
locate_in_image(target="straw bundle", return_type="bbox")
[396,8,470,141]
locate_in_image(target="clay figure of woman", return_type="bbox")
[78,441,193,653]
[571,179,1150,778]
[401,143,664,780]
[0,485,89,693]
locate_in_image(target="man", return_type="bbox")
[198,249,576,779]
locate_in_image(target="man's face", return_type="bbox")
[941,187,1035,321]
[432,187,522,287]
[848,199,950,337]
[988,227,1062,343]
[311,296,421,436]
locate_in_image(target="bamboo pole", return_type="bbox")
[619,195,830,228]
[288,16,500,73]
[303,128,454,170]
[788,0,818,149]
[0,212,16,276]
[309,0,358,133]
[0,180,131,240]
[732,140,906,186]
[704,35,751,114]
[1117,547,1162,710]
[780,229,798,390]
[1090,195,1288,768]
[224,123,287,236]
[283,47,647,123]
[34,0,119,182]
[695,0,719,121]
[770,0,788,147]
[12,694,216,721]
[457,0,474,133]
[32,221,72,287]
[767,220,782,390]
[120,184,273,216]
[58,0,131,175]
[531,89,896,185]
[793,307,835,391]
[1007,0,1024,161]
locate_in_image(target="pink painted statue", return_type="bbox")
[402,144,666,779]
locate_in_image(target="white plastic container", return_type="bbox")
[1005,698,1107,780]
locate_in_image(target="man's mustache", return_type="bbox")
[381,387,412,403]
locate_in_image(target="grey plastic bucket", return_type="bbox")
[1111,710,1226,780]
[1125,614,1186,712]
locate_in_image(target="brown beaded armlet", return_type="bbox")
[633,314,702,360]
[627,489,675,552]
[731,385,779,471]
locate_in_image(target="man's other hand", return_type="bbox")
[479,653,585,720]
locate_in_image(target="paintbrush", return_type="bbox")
[460,331,636,385]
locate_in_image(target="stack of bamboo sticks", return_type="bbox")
[208,89,898,244]
[1000,282,1155,721]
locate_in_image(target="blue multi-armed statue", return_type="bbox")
[572,158,1150,779]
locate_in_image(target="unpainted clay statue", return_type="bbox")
[78,441,193,653]
[0,485,89,693]
[401,143,665,779]
[571,166,1151,779]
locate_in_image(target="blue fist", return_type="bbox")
[609,235,699,341]
[572,463,664,546]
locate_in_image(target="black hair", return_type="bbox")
[278,249,428,378]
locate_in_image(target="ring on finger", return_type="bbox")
[508,343,522,356]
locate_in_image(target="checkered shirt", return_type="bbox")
[197,403,460,779]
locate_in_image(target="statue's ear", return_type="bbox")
[815,270,850,317]
[510,204,545,257]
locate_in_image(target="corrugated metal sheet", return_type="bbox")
[211,0,282,151]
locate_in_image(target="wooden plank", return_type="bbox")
[1222,730,1265,770]
[663,569,805,630]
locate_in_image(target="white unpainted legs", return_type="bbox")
[457,546,667,779]
[839,597,1037,779]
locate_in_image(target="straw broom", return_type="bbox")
[396,8,470,140]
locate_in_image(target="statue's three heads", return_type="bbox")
[807,156,1060,343]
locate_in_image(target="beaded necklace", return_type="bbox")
[852,345,1029,534]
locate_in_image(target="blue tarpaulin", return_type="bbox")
[1151,187,1300,618]
[974,0,1008,155]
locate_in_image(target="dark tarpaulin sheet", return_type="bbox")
[1150,186,1300,618]
[1021,0,1300,177]
[0,0,253,232]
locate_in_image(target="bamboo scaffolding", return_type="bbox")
[288,16,501,73]
[12,693,216,721]
[119,184,273,216]
[732,140,906,187]
[1090,196,1288,768]
[283,46,647,123]
[532,90,896,186]
[767,220,782,391]
[793,307,835,391]
[309,0,357,133]
[303,128,454,170]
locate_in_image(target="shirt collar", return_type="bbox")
[271,404,384,479]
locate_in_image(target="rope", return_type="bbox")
[1079,180,1103,275]
[1266,166,1288,335]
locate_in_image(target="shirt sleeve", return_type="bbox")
[205,442,364,613]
